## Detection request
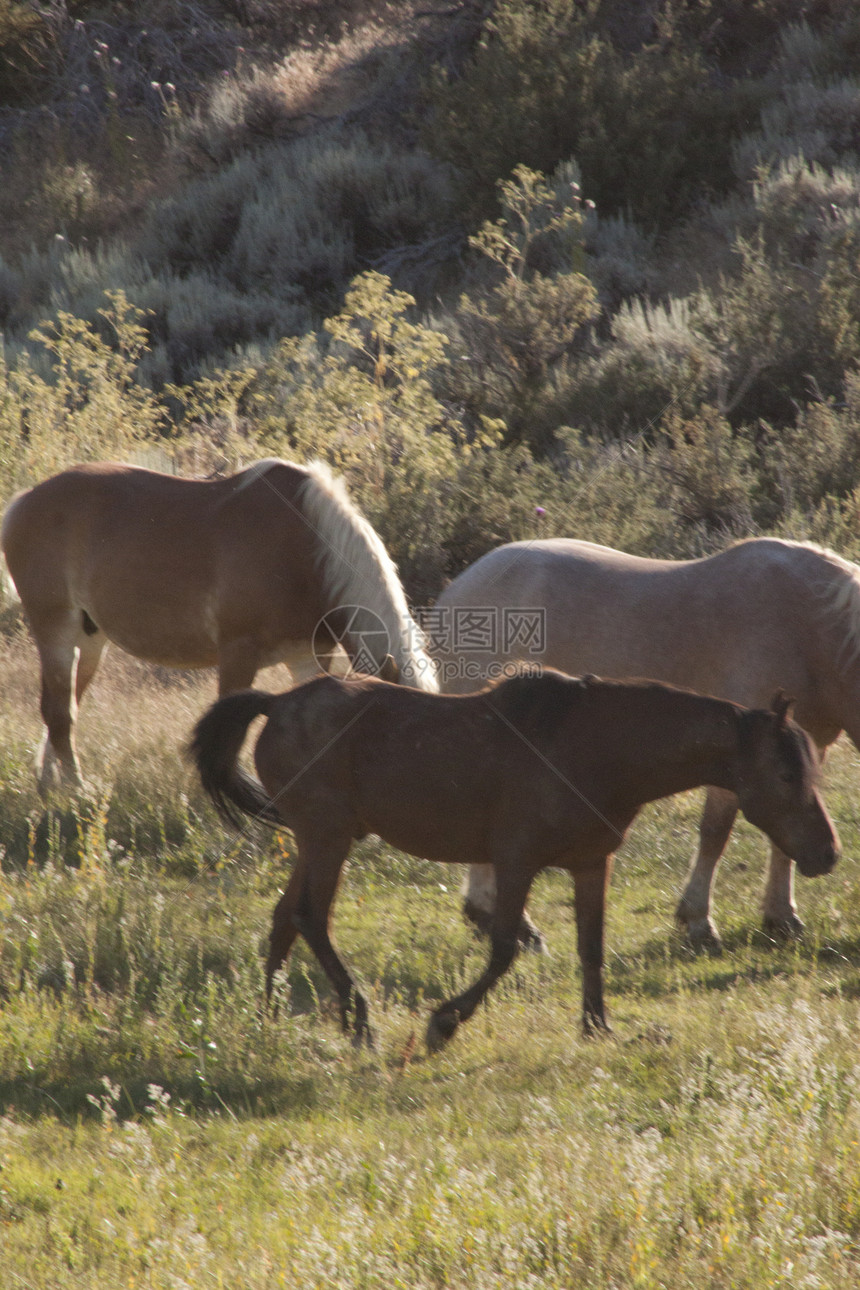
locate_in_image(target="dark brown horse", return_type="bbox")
[2,458,437,791]
[190,670,839,1050]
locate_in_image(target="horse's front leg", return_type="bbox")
[676,787,738,953]
[217,639,260,696]
[428,862,535,1052]
[573,855,613,1036]
[762,847,803,939]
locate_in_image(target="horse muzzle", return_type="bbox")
[795,835,841,878]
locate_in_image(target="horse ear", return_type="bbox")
[771,690,794,725]
[378,654,399,684]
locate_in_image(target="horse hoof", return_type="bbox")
[762,912,805,941]
[677,910,724,956]
[426,1010,459,1053]
[38,773,91,803]
[519,917,547,954]
[582,1015,612,1039]
[687,929,724,957]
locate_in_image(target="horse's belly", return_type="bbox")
[91,613,219,669]
[362,808,487,867]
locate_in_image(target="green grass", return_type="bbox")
[2,638,860,1286]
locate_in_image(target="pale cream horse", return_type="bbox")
[2,458,437,791]
[433,537,858,951]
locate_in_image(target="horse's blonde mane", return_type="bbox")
[298,461,439,692]
[806,543,860,669]
[747,537,860,670]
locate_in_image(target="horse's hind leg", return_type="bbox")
[762,848,803,939]
[675,787,738,953]
[34,614,107,794]
[75,628,106,707]
[276,832,372,1046]
[32,615,87,793]
[429,861,535,1052]
[265,853,308,1000]
[462,862,546,952]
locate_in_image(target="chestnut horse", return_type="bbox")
[2,458,437,791]
[189,670,838,1050]
[433,537,860,951]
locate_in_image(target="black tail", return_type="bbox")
[189,691,282,829]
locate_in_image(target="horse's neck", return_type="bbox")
[625,695,740,804]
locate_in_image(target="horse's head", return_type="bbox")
[735,693,840,877]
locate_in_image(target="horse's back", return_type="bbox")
[434,537,825,707]
[252,671,708,867]
[2,457,313,559]
[2,465,126,601]
[3,463,214,603]
[2,460,321,665]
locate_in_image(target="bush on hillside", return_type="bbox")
[1,124,458,385]
[0,0,61,105]
[253,270,685,593]
[546,295,717,440]
[423,0,742,229]
[0,292,165,495]
[443,163,598,450]
[759,373,860,523]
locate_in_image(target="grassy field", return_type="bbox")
[2,626,860,1288]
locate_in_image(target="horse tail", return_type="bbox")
[0,489,28,608]
[189,691,282,830]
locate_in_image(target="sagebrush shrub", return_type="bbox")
[139,127,454,304]
[546,296,717,439]
[423,0,739,229]
[733,77,860,179]
[759,372,860,523]
[654,407,756,536]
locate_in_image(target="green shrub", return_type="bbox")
[0,0,60,105]
[0,290,262,499]
[423,0,740,229]
[254,269,472,599]
[545,295,717,440]
[583,210,656,312]
[691,159,860,420]
[759,372,860,525]
[448,163,598,449]
[653,407,756,537]
[0,292,167,495]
